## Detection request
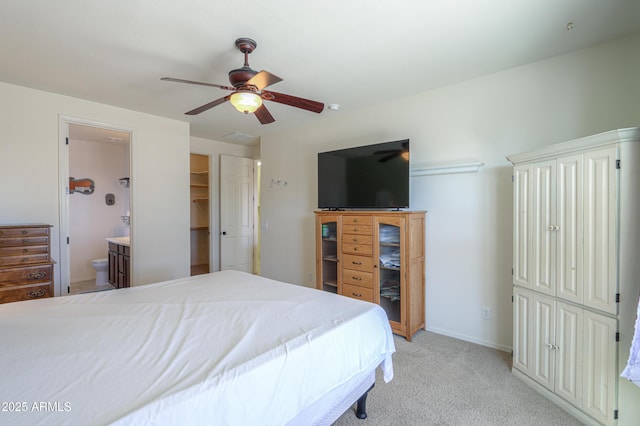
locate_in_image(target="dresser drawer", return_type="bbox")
[342,283,374,303]
[0,283,53,304]
[342,243,372,255]
[343,254,374,272]
[0,264,53,285]
[343,269,373,289]
[0,236,50,247]
[0,227,50,238]
[0,253,51,267]
[0,245,49,257]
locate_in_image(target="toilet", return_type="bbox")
[92,258,109,286]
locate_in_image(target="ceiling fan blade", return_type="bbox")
[161,77,235,91]
[379,152,401,163]
[185,96,230,115]
[245,70,283,90]
[254,104,275,124]
[262,90,324,113]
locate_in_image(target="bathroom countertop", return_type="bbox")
[106,236,130,247]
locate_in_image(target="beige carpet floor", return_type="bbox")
[333,331,583,426]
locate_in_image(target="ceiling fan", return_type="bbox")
[161,38,324,124]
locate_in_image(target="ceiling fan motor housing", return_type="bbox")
[228,67,258,88]
[229,37,259,88]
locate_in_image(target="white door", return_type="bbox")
[220,155,254,273]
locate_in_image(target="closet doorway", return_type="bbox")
[190,153,210,275]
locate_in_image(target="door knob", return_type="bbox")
[222,231,227,235]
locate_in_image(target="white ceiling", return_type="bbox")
[2,0,640,145]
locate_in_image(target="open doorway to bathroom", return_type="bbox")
[65,123,131,294]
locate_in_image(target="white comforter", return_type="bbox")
[0,270,394,425]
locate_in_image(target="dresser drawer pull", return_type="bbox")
[353,227,359,232]
[27,289,47,298]
[352,276,362,281]
[26,271,47,280]
[21,230,28,235]
[352,292,362,297]
[23,248,28,253]
[352,261,362,265]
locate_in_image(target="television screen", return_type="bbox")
[317,139,409,209]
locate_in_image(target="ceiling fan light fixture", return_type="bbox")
[230,91,262,114]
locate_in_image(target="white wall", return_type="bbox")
[259,32,640,351]
[0,82,191,293]
[190,136,259,272]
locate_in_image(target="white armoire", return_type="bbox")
[507,128,640,426]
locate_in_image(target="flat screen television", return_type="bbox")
[317,139,410,209]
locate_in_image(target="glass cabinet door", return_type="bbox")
[320,220,338,293]
[378,221,402,323]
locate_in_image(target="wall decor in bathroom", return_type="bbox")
[69,177,95,195]
[105,193,116,206]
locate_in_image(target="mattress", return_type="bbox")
[0,270,395,425]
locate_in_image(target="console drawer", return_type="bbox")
[342,283,374,303]
[342,243,372,255]
[342,216,373,226]
[343,269,373,289]
[343,254,374,272]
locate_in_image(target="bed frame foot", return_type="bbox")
[355,383,374,419]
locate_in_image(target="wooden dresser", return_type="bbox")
[0,224,55,303]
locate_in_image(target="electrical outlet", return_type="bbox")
[482,306,491,320]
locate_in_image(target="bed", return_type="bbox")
[0,270,395,425]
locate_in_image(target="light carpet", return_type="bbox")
[333,331,583,425]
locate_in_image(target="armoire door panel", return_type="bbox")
[582,311,616,424]
[555,301,583,407]
[583,148,617,314]
[513,287,532,374]
[513,164,532,288]
[532,161,556,295]
[532,293,555,390]
[556,155,583,304]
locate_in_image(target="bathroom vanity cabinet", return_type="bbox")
[0,224,55,303]
[108,241,130,288]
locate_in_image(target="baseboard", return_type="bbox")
[425,326,512,353]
